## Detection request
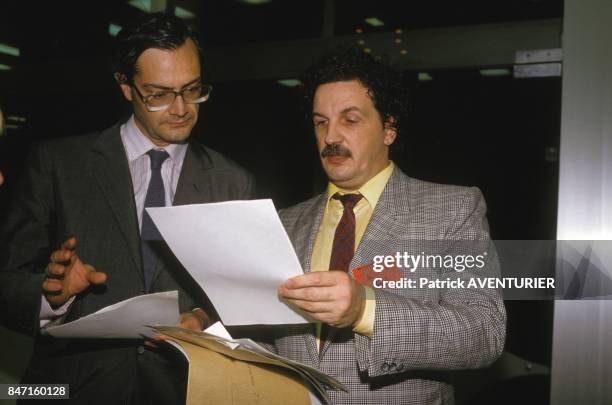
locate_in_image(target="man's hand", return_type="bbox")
[278,271,365,328]
[179,308,212,331]
[43,237,107,308]
[146,308,212,348]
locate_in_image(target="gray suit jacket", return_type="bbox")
[274,167,506,405]
[0,122,255,404]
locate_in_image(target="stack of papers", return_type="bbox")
[42,198,345,404]
[156,324,346,405]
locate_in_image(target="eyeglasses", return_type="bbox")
[132,83,212,112]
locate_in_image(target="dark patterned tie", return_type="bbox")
[321,192,363,355]
[141,149,169,292]
[329,193,363,271]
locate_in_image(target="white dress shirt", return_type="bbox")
[40,116,188,327]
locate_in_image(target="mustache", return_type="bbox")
[321,144,352,158]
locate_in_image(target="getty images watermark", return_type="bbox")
[368,252,555,290]
[352,240,612,300]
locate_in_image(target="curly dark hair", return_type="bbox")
[112,13,202,84]
[301,47,407,136]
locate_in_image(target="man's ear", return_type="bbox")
[114,72,133,102]
[383,116,398,146]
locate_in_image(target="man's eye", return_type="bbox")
[151,92,169,100]
[184,86,202,96]
[314,120,327,127]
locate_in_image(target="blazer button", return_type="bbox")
[136,345,146,355]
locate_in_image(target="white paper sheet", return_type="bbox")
[204,321,239,349]
[45,290,180,339]
[147,199,309,325]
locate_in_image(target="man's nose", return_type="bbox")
[324,121,343,145]
[167,94,187,116]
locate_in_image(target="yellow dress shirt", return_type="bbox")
[311,161,394,343]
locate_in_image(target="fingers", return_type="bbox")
[61,237,77,251]
[66,259,104,294]
[284,299,349,326]
[144,340,161,349]
[191,308,212,329]
[86,270,108,285]
[145,333,172,349]
[284,298,334,314]
[48,238,106,287]
[49,237,77,264]
[42,254,105,307]
[179,312,205,331]
[282,271,342,290]
[46,262,66,278]
[279,271,351,301]
[50,249,73,264]
[42,277,63,294]
[279,272,365,327]
[181,317,202,331]
[278,285,335,302]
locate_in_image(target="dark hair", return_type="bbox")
[301,47,407,136]
[112,13,202,84]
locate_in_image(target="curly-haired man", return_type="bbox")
[275,47,506,404]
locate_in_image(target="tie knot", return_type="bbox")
[332,193,363,209]
[147,149,169,170]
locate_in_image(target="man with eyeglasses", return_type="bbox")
[0,13,254,404]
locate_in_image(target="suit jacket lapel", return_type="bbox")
[292,194,326,365]
[91,123,143,282]
[295,194,326,275]
[172,141,214,206]
[352,166,413,268]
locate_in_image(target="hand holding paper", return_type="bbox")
[278,270,365,328]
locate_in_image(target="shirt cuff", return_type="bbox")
[352,287,375,338]
[39,295,75,328]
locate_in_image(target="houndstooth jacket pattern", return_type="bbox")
[274,166,506,405]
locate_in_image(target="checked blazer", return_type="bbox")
[273,166,506,405]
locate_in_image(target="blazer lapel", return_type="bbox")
[352,166,413,267]
[291,194,326,365]
[295,194,327,275]
[172,141,215,206]
[91,123,143,283]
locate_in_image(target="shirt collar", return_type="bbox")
[121,115,188,164]
[326,161,395,209]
